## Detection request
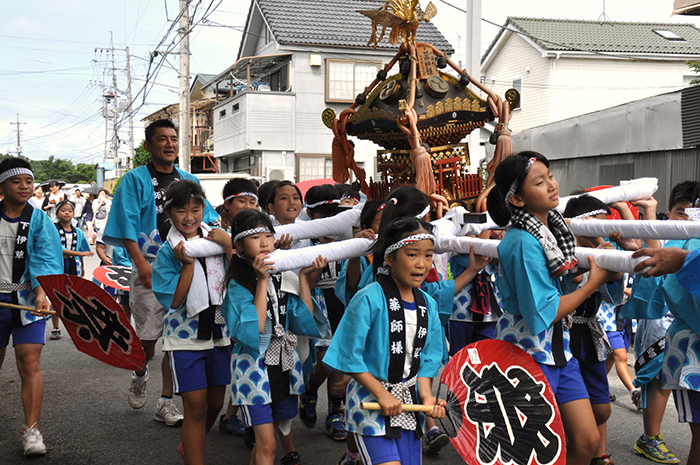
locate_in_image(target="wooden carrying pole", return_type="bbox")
[0,302,55,315]
[360,402,435,412]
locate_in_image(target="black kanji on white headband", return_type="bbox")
[0,167,34,184]
[384,233,436,258]
[224,192,258,203]
[234,226,271,242]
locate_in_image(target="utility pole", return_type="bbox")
[95,33,135,172]
[10,114,26,156]
[125,46,134,169]
[179,0,191,172]
[110,32,120,174]
[466,0,482,172]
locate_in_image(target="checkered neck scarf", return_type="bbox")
[510,208,577,277]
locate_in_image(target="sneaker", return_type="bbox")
[299,391,317,428]
[178,442,188,464]
[631,388,642,410]
[634,434,680,464]
[218,414,245,436]
[590,454,614,465]
[609,393,617,402]
[22,427,46,456]
[128,375,147,409]
[50,328,61,340]
[243,427,256,450]
[154,399,184,426]
[424,427,449,453]
[325,413,348,441]
[281,451,300,465]
[337,451,358,465]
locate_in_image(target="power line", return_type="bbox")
[0,33,153,46]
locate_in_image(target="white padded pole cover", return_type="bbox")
[569,219,700,240]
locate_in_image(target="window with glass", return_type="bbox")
[326,59,381,102]
[298,156,333,181]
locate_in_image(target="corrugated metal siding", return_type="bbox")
[549,148,700,211]
[600,163,633,187]
[633,152,669,210]
[682,85,700,147]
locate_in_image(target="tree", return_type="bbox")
[75,163,97,183]
[133,141,151,167]
[687,61,700,85]
[0,154,96,184]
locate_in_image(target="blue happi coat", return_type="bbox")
[222,274,328,406]
[102,165,217,259]
[5,207,63,325]
[495,227,572,366]
[323,282,443,436]
[661,241,700,391]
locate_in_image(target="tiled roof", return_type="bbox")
[484,17,700,59]
[254,0,454,54]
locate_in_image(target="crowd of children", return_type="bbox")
[5,120,700,465]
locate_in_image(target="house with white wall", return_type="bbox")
[481,17,700,132]
[205,0,454,182]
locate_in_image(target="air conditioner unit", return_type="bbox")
[266,166,293,182]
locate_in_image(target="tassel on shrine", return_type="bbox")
[332,135,351,184]
[411,145,436,197]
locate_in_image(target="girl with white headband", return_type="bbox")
[324,216,446,465]
[221,209,328,465]
[349,186,484,454]
[151,179,233,465]
[216,178,268,440]
[487,151,616,465]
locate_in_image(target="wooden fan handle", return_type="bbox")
[360,402,435,412]
[0,302,56,315]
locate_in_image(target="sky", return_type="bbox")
[0,0,696,165]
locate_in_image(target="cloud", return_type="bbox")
[2,15,45,36]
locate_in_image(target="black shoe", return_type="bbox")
[299,392,318,428]
[281,451,300,465]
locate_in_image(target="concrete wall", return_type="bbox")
[213,91,296,157]
[548,148,700,213]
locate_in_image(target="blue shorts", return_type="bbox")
[447,320,497,356]
[672,389,700,424]
[578,358,610,405]
[571,340,610,405]
[240,395,298,427]
[539,357,590,405]
[0,295,46,349]
[356,430,421,465]
[607,330,630,351]
[167,346,232,394]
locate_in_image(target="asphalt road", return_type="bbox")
[0,250,692,464]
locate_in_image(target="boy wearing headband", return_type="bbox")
[0,158,62,455]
